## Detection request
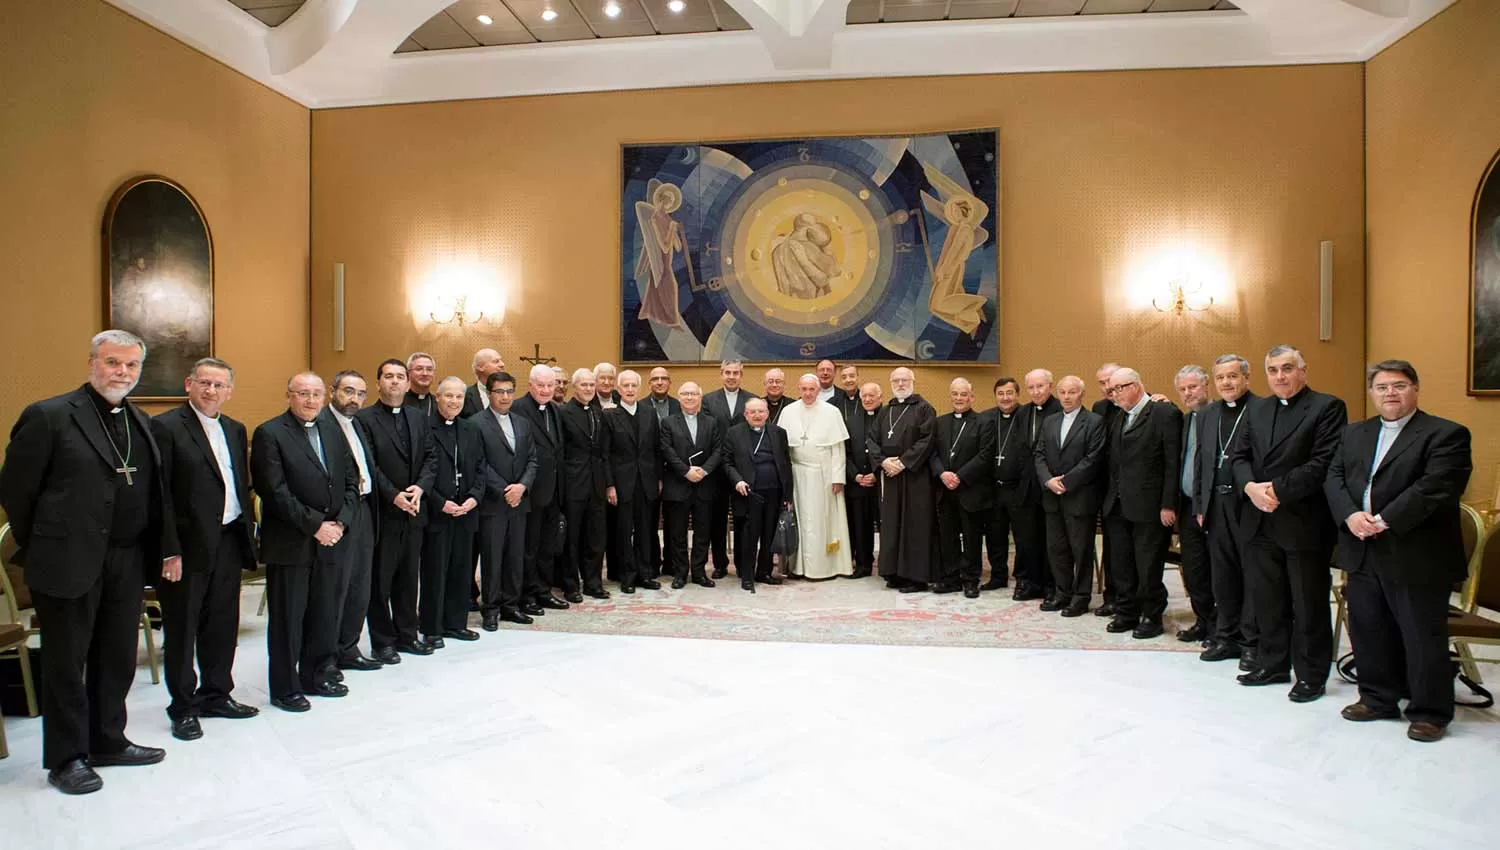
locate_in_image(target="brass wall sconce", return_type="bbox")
[431,294,484,327]
[1153,275,1214,315]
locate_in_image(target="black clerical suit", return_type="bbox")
[421,415,487,637]
[356,402,438,652]
[474,409,537,617]
[1091,398,1123,609]
[323,409,379,667]
[1102,398,1181,629]
[560,398,609,595]
[659,411,723,584]
[1177,406,1215,635]
[0,385,179,769]
[511,394,565,603]
[1192,394,1258,652]
[604,402,662,588]
[1325,409,1471,725]
[982,405,1024,589]
[1231,387,1346,686]
[843,402,882,577]
[762,395,792,428]
[640,395,681,575]
[251,411,359,699]
[1035,408,1106,607]
[723,421,794,584]
[405,390,436,418]
[930,410,995,588]
[702,388,757,575]
[1004,397,1061,596]
[459,382,489,419]
[150,403,257,722]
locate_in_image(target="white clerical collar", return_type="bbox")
[537,403,547,411]
[752,426,763,433]
[391,407,401,414]
[622,401,637,414]
[302,420,316,429]
[190,402,220,425]
[864,408,876,415]
[442,419,454,426]
[1279,398,1289,406]
[1224,398,1240,408]
[953,411,966,419]
[684,412,698,420]
[1382,411,1416,429]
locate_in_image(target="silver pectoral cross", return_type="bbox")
[454,470,463,488]
[117,464,138,485]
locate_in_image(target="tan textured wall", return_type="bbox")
[0,0,309,450]
[310,65,1366,410]
[1367,0,1500,502]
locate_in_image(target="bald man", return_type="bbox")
[931,377,994,597]
[659,382,723,589]
[461,349,505,418]
[843,382,883,578]
[1034,376,1106,615]
[762,368,792,425]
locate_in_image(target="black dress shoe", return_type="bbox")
[898,582,929,593]
[271,694,312,712]
[444,628,481,641]
[711,567,728,579]
[620,584,636,594]
[1061,601,1089,617]
[49,758,103,794]
[931,581,962,594]
[537,595,569,610]
[638,579,662,590]
[1105,618,1139,634]
[979,579,1008,591]
[692,576,716,588]
[1287,681,1326,703]
[1238,656,1256,673]
[171,715,203,741]
[1242,647,1259,669]
[1039,597,1065,612]
[1012,583,1045,602]
[396,640,434,656]
[520,602,546,616]
[483,614,500,631]
[90,743,167,767]
[758,575,783,585]
[850,568,873,579]
[337,654,383,672]
[325,668,345,683]
[424,637,446,650]
[500,610,534,625]
[963,583,980,599]
[885,577,909,589]
[1177,623,1210,643]
[1132,621,1165,640]
[1199,641,1242,662]
[742,580,756,593]
[1094,602,1116,618]
[373,646,401,665]
[309,680,349,698]
[583,587,611,600]
[1236,669,1292,687]
[564,591,585,604]
[199,697,260,719]
[671,577,687,589]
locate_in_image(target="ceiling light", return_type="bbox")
[476,14,493,25]
[541,8,558,20]
[667,0,685,11]
[604,2,622,18]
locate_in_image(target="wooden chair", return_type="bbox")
[0,623,27,758]
[0,523,39,717]
[243,494,268,616]
[140,588,161,685]
[1452,514,1500,683]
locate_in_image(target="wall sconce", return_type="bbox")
[1153,274,1214,315]
[431,293,485,327]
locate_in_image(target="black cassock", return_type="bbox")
[870,393,937,582]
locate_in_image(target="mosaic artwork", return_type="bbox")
[621,131,999,364]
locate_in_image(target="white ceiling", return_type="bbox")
[108,0,1457,108]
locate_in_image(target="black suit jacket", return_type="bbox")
[1324,410,1472,583]
[559,398,607,503]
[0,386,178,598]
[427,416,488,531]
[723,423,794,517]
[356,402,439,525]
[404,390,437,419]
[603,403,661,504]
[929,411,995,512]
[251,411,358,566]
[1006,397,1061,506]
[844,404,882,484]
[459,382,488,419]
[151,403,257,573]
[1190,394,1257,523]
[1035,409,1106,516]
[702,388,758,429]
[659,413,723,503]
[510,394,565,507]
[1104,398,1182,523]
[473,410,538,516]
[641,395,682,424]
[1231,388,1347,552]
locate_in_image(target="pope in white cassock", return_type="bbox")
[775,375,854,579]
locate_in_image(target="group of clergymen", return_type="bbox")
[0,331,1473,795]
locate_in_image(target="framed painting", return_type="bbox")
[1468,147,1500,395]
[620,130,1000,364]
[103,176,213,401]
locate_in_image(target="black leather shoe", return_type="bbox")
[898,582,929,593]
[396,640,434,656]
[583,587,611,600]
[444,628,481,641]
[849,568,873,579]
[886,577,909,589]
[199,697,260,719]
[671,577,687,589]
[520,602,546,616]
[325,668,345,683]
[1061,601,1089,617]
[1288,681,1326,703]
[537,596,569,610]
[1238,656,1256,673]
[1342,702,1400,722]
[742,580,756,593]
[1132,621,1165,640]
[373,646,401,664]
[638,579,662,590]
[1241,648,1259,669]
[309,680,349,698]
[483,614,500,631]
[1236,669,1292,687]
[271,694,312,712]
[90,743,167,767]
[1012,583,1045,602]
[1177,623,1210,643]
[423,636,446,650]
[758,575,783,585]
[692,576,716,588]
[1199,641,1242,662]
[48,758,103,795]
[931,581,962,594]
[500,610,533,625]
[337,654,383,672]
[711,567,728,579]
[171,715,203,741]
[963,583,980,599]
[1105,618,1139,634]
[620,584,636,594]
[1094,602,1116,618]
[979,579,1008,591]
[1039,597,1065,612]
[564,591,585,604]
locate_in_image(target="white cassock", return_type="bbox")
[776,400,854,579]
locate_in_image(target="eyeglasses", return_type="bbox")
[192,379,231,391]
[290,390,324,400]
[488,387,516,395]
[1371,381,1413,394]
[1106,381,1137,393]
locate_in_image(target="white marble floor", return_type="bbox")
[3,600,1500,849]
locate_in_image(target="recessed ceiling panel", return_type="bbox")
[1146,0,1223,10]
[943,0,1022,21]
[708,0,752,30]
[505,0,599,42]
[409,11,482,50]
[449,0,539,45]
[577,0,658,38]
[1014,0,1086,16]
[1081,0,1151,13]
[644,0,721,35]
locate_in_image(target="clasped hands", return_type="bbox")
[686,466,706,483]
[1245,481,1279,513]
[314,520,344,547]
[880,457,905,477]
[442,497,479,517]
[393,485,423,516]
[1346,511,1389,540]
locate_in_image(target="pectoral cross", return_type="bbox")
[116,464,138,485]
[454,470,463,489]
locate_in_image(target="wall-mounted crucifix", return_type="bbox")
[519,343,556,369]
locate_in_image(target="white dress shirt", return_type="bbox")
[331,409,373,496]
[818,386,836,402]
[722,390,739,418]
[1058,408,1081,445]
[683,412,699,444]
[491,409,516,449]
[191,404,242,523]
[1124,394,1150,429]
[1364,411,1416,516]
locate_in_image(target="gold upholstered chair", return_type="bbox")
[1451,514,1500,683]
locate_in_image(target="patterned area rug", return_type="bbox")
[500,570,1207,652]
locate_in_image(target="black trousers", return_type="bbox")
[1243,534,1333,685]
[604,502,620,582]
[936,494,985,585]
[845,483,878,573]
[524,498,562,601]
[1345,568,1454,726]
[266,558,338,699]
[1206,492,1256,648]
[1098,509,1118,605]
[1013,499,1050,590]
[333,500,375,662]
[665,497,713,581]
[1046,511,1097,603]
[710,485,732,573]
[31,544,144,769]
[421,519,475,636]
[159,523,248,720]
[613,495,657,585]
[481,507,527,614]
[367,517,421,649]
[738,488,783,582]
[1104,510,1170,623]
[563,496,607,593]
[1177,493,1215,631]
[985,496,1018,585]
